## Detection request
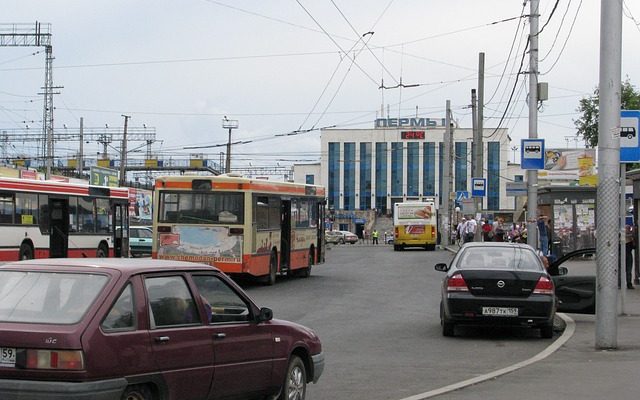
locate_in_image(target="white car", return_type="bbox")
[335,231,358,244]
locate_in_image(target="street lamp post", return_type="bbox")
[222,117,239,173]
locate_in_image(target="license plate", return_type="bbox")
[482,307,518,317]
[0,347,16,367]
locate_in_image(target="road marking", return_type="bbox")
[396,313,576,400]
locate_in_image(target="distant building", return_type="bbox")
[293,118,512,214]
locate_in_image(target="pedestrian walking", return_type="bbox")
[625,223,635,289]
[481,219,492,242]
[537,214,550,255]
[457,218,466,245]
[464,216,477,243]
[372,229,379,245]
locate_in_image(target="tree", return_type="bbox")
[574,79,640,148]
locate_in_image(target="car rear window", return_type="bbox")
[0,271,109,324]
[456,247,543,271]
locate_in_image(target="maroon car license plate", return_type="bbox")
[482,307,518,317]
[0,347,16,367]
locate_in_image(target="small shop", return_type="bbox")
[537,186,596,257]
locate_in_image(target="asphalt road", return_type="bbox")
[239,244,559,400]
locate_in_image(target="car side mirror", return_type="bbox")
[258,307,273,322]
[434,263,449,272]
[557,266,568,276]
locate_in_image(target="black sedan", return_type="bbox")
[435,242,556,338]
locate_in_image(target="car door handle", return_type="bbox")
[154,336,170,343]
[213,333,226,339]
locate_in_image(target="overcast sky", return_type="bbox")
[2,0,640,173]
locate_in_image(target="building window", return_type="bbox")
[360,142,372,210]
[375,143,388,213]
[423,142,435,196]
[407,142,419,197]
[455,142,468,192]
[391,142,403,197]
[328,142,340,209]
[514,175,523,182]
[305,174,314,185]
[488,142,500,210]
[343,142,356,210]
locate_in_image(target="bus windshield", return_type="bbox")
[159,191,244,224]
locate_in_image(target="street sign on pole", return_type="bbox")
[471,178,486,197]
[455,191,469,202]
[521,139,545,169]
[620,110,640,163]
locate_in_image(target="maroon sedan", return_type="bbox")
[0,259,323,400]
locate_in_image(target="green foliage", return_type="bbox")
[574,79,640,148]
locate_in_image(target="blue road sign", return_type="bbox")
[456,191,469,202]
[521,139,545,170]
[621,110,640,163]
[471,178,486,197]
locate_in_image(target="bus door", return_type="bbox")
[112,202,129,257]
[317,200,325,263]
[280,199,291,269]
[49,198,69,258]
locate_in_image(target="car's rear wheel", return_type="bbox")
[121,384,154,400]
[440,302,455,337]
[442,320,455,337]
[540,323,553,339]
[279,355,306,400]
[339,238,345,244]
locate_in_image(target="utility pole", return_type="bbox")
[471,89,482,242]
[78,117,84,177]
[441,100,452,247]
[595,0,622,350]
[222,117,239,173]
[474,52,485,240]
[526,0,540,249]
[119,115,130,186]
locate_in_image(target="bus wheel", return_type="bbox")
[97,244,109,258]
[264,251,277,286]
[300,249,313,278]
[20,243,34,260]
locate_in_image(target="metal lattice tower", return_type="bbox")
[0,22,60,178]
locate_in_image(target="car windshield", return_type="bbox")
[456,247,543,271]
[0,271,109,324]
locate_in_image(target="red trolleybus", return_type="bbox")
[152,174,326,284]
[0,177,130,261]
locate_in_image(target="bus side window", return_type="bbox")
[39,195,49,234]
[0,194,15,224]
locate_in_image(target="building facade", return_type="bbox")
[295,119,512,214]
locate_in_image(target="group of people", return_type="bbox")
[455,216,513,245]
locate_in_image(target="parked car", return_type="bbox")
[0,259,324,400]
[335,231,358,244]
[129,226,153,257]
[325,230,358,244]
[325,230,344,244]
[435,242,557,338]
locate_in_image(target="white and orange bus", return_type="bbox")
[152,174,326,284]
[0,177,130,261]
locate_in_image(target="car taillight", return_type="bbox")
[447,273,469,292]
[24,350,84,370]
[533,276,554,295]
